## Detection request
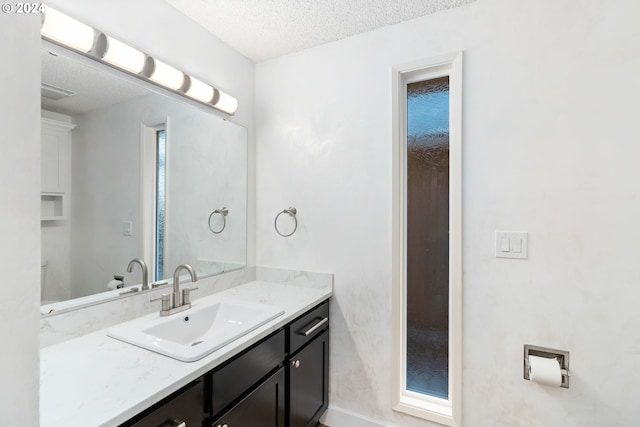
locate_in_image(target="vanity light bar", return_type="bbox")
[40,7,238,115]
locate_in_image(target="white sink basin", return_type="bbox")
[107,297,284,362]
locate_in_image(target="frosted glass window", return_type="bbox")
[406,76,450,399]
[155,130,166,280]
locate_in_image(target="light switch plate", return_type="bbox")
[122,221,133,236]
[495,231,528,259]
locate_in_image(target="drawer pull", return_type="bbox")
[292,359,300,368]
[300,317,328,336]
[168,419,186,427]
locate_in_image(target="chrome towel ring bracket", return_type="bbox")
[274,207,298,237]
[208,207,228,234]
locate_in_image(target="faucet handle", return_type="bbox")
[150,294,171,312]
[182,287,199,305]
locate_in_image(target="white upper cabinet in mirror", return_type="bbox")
[40,41,247,315]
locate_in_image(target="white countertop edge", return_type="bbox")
[40,280,333,427]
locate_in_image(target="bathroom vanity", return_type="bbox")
[123,301,329,427]
[40,279,332,427]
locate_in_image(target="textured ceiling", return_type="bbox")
[41,47,148,116]
[165,0,476,62]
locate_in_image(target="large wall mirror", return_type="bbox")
[40,41,247,315]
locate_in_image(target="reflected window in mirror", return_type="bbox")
[143,123,168,282]
[155,128,167,281]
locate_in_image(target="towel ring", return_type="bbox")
[208,207,228,234]
[274,207,297,237]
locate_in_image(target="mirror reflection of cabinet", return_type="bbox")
[41,117,74,220]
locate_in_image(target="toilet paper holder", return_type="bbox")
[524,344,570,388]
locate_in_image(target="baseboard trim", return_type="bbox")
[320,405,387,427]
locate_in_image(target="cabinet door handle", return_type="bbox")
[300,317,328,336]
[291,359,300,368]
[168,419,186,427]
[215,424,228,427]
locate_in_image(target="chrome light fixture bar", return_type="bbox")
[40,7,238,115]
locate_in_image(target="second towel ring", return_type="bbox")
[208,207,228,234]
[274,207,298,237]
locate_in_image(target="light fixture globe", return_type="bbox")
[41,7,95,52]
[185,76,215,103]
[96,33,146,74]
[149,59,186,90]
[213,90,239,115]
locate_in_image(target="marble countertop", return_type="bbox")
[40,280,332,427]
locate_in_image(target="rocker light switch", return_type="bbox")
[495,231,528,259]
[512,238,522,253]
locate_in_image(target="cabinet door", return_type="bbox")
[210,367,285,427]
[41,125,69,194]
[289,330,329,427]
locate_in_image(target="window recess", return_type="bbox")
[391,52,462,427]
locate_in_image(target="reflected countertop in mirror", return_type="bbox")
[40,41,247,316]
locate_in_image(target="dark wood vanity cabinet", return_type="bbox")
[120,300,329,427]
[287,301,330,427]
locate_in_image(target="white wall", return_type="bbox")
[0,13,41,427]
[255,0,640,426]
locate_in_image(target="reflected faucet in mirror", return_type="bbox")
[127,258,149,291]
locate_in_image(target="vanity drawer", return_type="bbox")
[288,300,329,355]
[122,378,205,427]
[210,329,285,416]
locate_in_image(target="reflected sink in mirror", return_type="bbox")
[107,298,284,362]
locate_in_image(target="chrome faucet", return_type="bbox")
[126,258,149,291]
[151,263,199,316]
[172,263,198,309]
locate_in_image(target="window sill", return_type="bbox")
[394,394,458,427]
